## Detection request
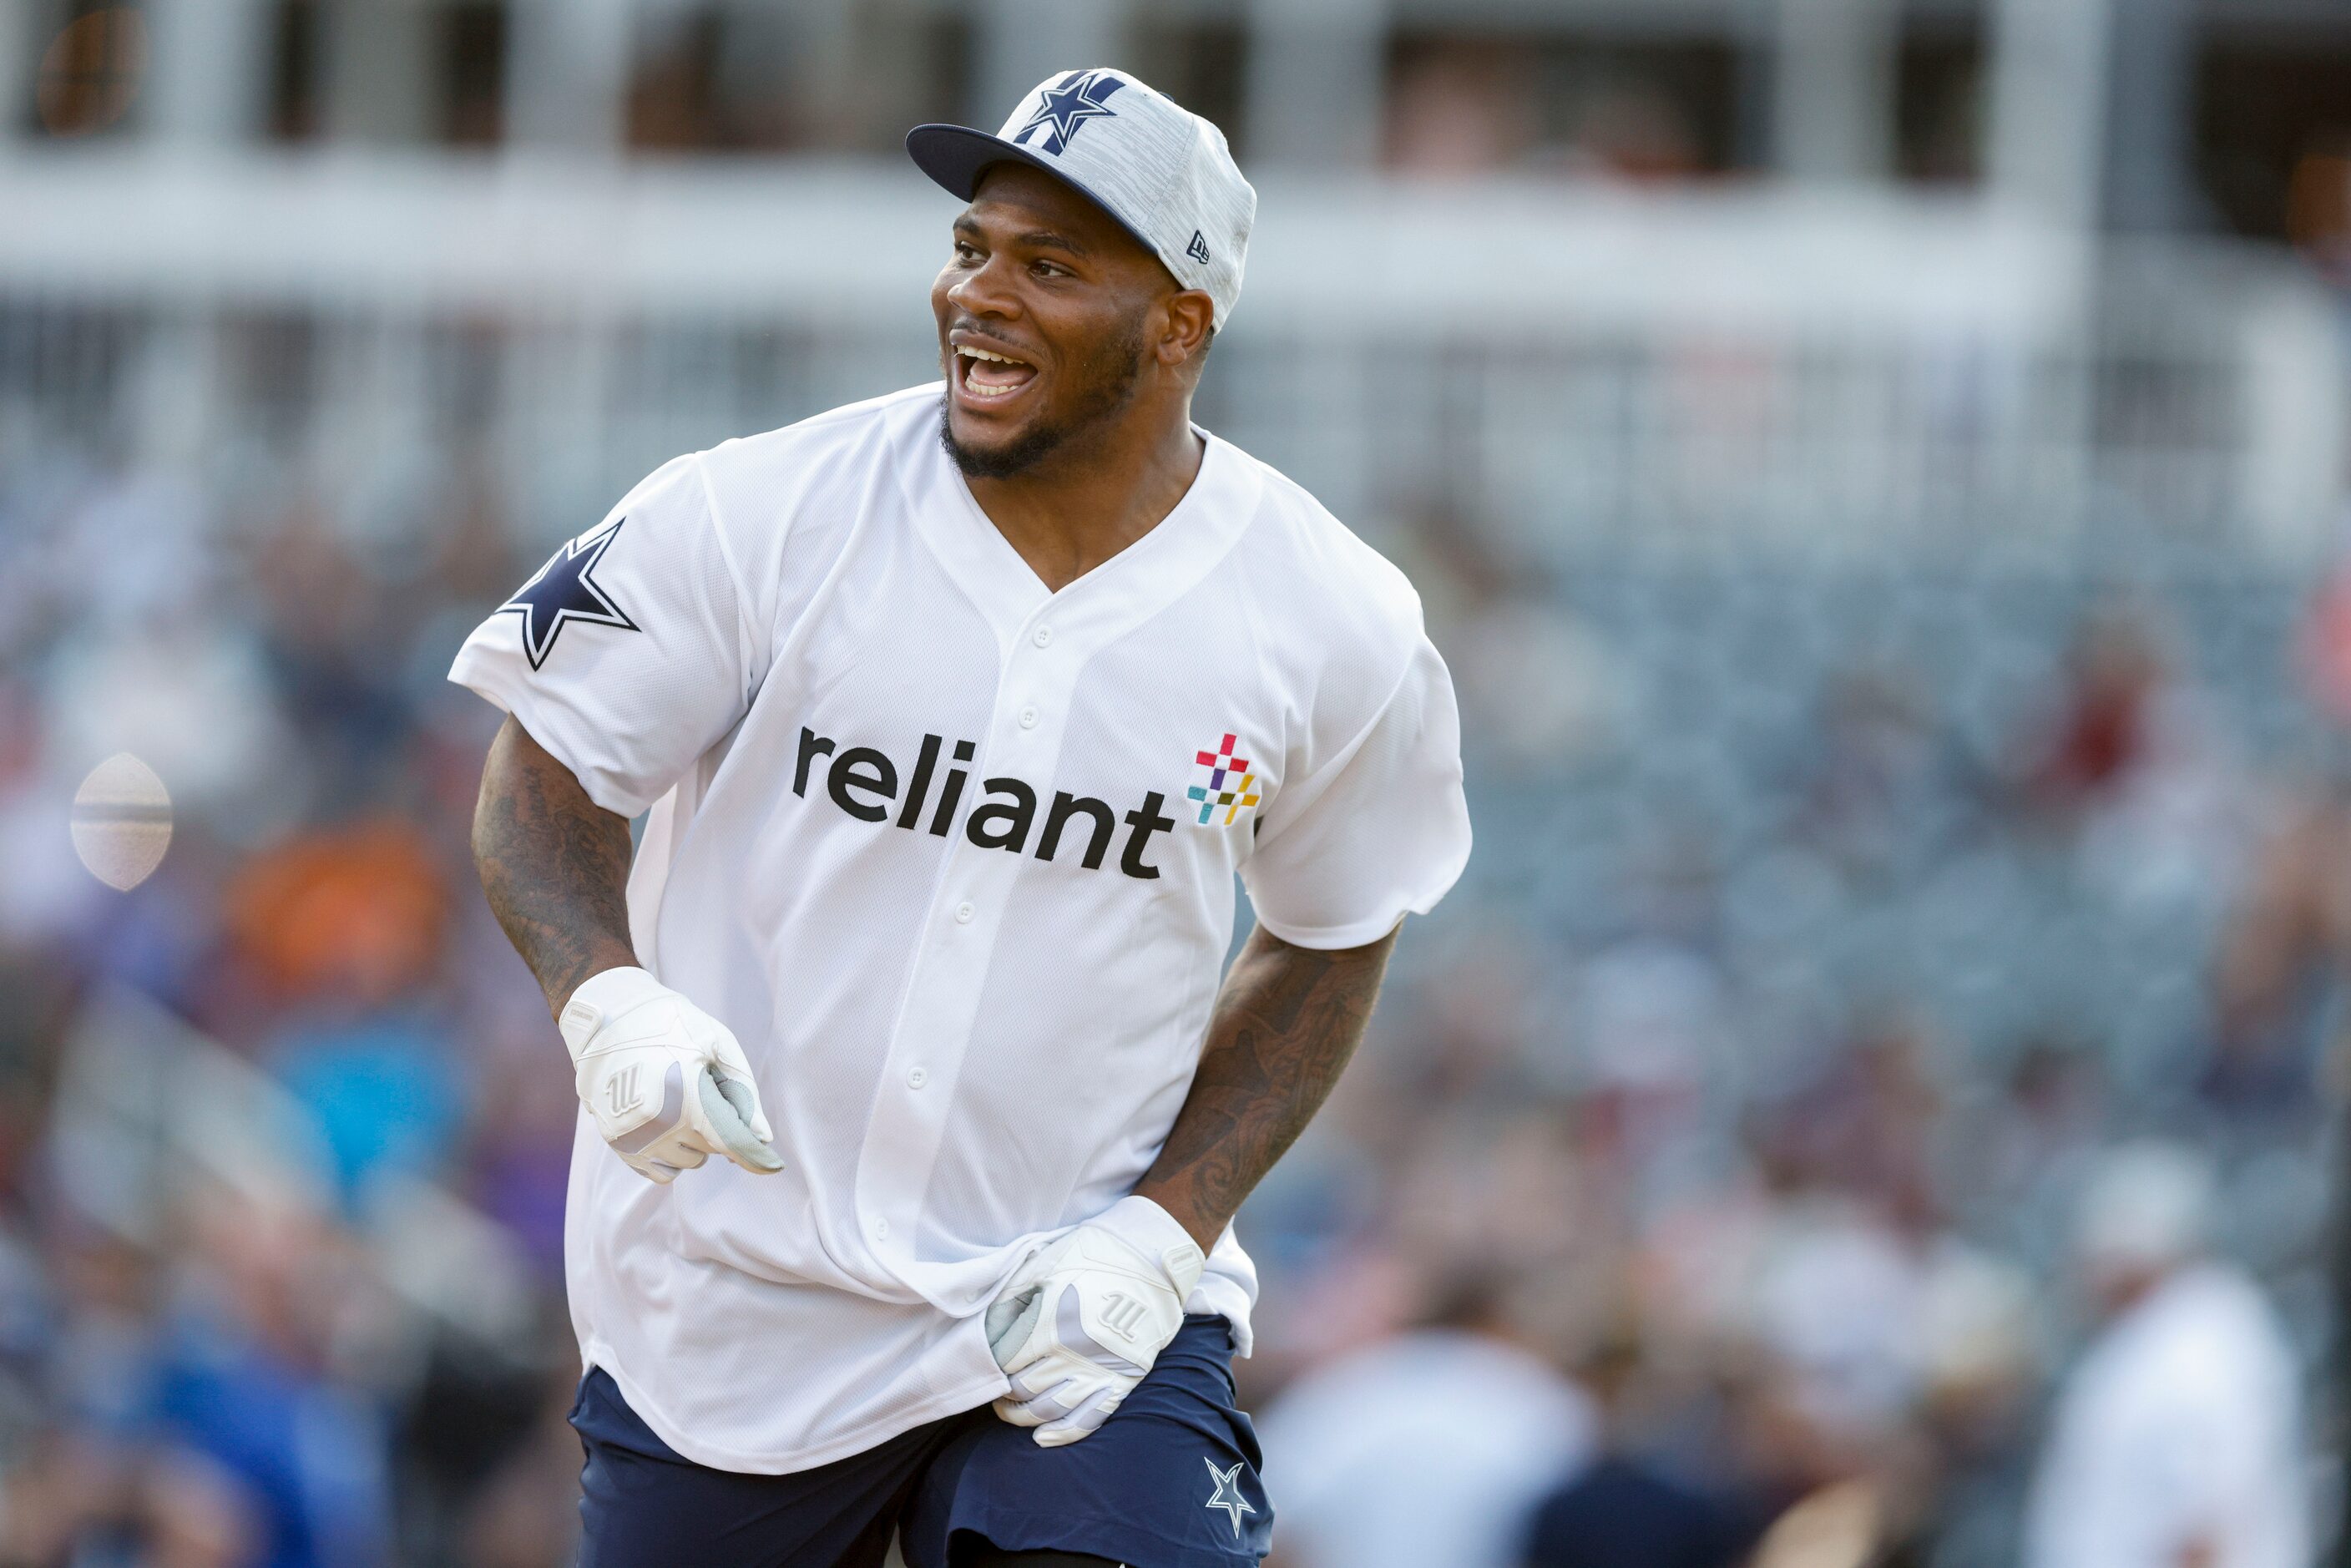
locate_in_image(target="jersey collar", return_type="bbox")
[905,397,1265,658]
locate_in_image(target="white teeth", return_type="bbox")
[957,344,1032,399]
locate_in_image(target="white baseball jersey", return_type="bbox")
[449,383,1470,1474]
[2024,1264,2308,1568]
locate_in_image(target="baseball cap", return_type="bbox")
[907,68,1256,327]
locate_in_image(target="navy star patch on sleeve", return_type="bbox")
[500,517,640,670]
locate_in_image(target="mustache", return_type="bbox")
[944,324,1038,361]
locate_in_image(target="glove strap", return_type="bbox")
[1093,1195,1208,1302]
[559,965,665,1060]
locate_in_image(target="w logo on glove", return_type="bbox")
[1099,1292,1149,1343]
[985,1196,1206,1447]
[561,967,784,1185]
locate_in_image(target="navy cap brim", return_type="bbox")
[904,124,1161,261]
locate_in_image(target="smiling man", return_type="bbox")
[450,68,1469,1568]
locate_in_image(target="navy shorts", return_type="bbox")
[572,1317,1272,1568]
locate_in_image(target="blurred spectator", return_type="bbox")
[1790,662,1976,888]
[1520,1323,1762,1568]
[225,822,464,1204]
[151,1196,395,1568]
[2193,783,2351,1140]
[2018,611,2175,815]
[1385,42,1539,175]
[1552,81,1707,183]
[1524,1449,1757,1568]
[2015,609,2247,911]
[2294,537,2351,726]
[1257,1277,1596,1568]
[2022,1143,2308,1568]
[1886,1251,2044,1567]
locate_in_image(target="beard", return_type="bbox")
[939,315,1147,482]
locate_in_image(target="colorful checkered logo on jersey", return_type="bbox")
[1188,733,1260,826]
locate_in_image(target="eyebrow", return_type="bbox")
[953,215,1094,258]
[1015,228,1091,256]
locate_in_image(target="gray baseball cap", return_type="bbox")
[908,68,1256,327]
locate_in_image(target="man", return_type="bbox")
[2021,1142,2308,1568]
[451,68,1469,1568]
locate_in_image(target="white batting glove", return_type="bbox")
[983,1195,1206,1447]
[559,967,783,1185]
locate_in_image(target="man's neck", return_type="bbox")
[964,407,1206,594]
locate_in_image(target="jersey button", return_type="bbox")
[954,901,975,923]
[1032,625,1053,648]
[1018,706,1039,729]
[908,1067,928,1090]
[873,1219,889,1241]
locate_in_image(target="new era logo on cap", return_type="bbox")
[906,68,1256,327]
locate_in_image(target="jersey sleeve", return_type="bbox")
[447,454,761,818]
[1241,635,1471,949]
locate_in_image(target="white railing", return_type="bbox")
[2,150,2341,564]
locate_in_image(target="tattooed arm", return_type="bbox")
[1136,923,1400,1253]
[472,714,640,1019]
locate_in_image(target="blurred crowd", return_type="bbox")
[1247,520,2350,1568]
[0,427,2345,1567]
[0,451,584,1567]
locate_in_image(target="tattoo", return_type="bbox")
[472,714,640,1017]
[1138,923,1398,1251]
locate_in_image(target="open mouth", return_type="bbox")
[953,342,1039,406]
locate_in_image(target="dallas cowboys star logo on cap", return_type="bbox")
[1011,68,1125,156]
[499,517,638,670]
[1202,1457,1257,1539]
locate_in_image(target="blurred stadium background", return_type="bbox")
[5,0,2351,1564]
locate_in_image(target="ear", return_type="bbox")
[1155,290,1216,371]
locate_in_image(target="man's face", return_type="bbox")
[931,163,1171,479]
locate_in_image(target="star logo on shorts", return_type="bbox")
[500,517,639,670]
[1202,1457,1256,1539]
